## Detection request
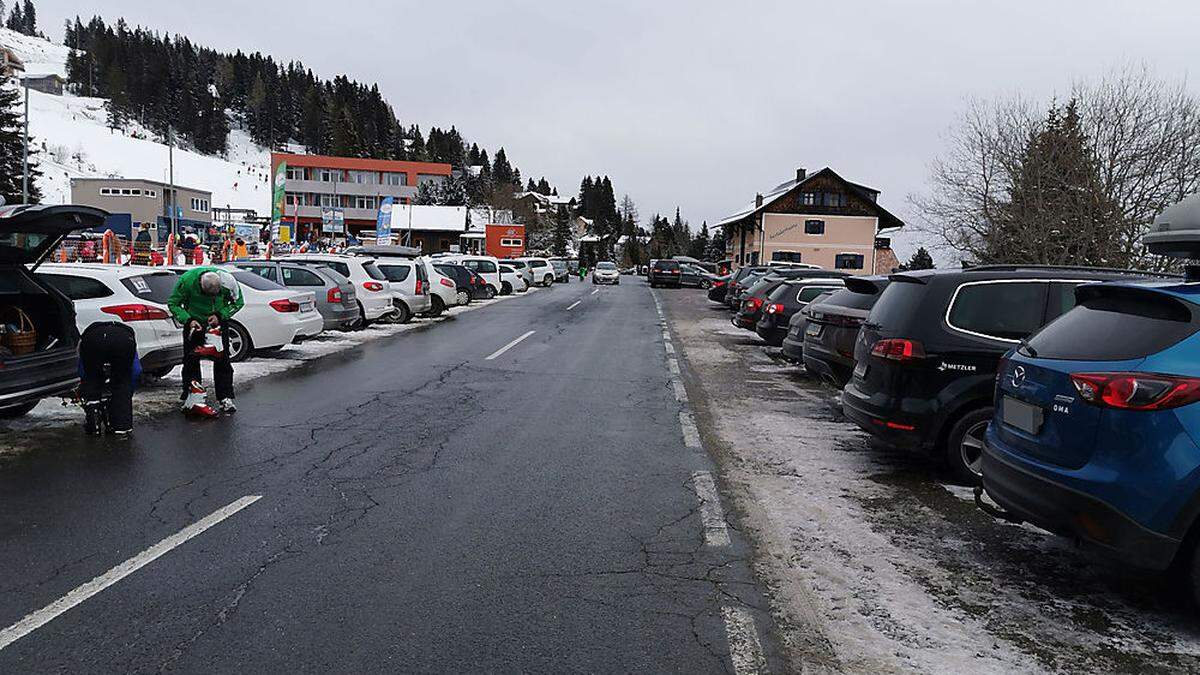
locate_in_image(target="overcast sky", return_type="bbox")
[34,0,1200,258]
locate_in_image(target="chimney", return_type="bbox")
[796,167,807,182]
[755,193,763,208]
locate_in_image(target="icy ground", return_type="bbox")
[663,290,1200,674]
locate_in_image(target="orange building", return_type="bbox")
[486,223,526,259]
[270,152,453,240]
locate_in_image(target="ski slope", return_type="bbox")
[1,28,272,213]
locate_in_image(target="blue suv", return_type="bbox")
[982,280,1200,593]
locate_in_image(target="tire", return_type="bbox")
[944,407,993,485]
[226,321,253,362]
[456,290,470,306]
[484,285,497,300]
[0,400,40,418]
[351,302,368,330]
[545,275,554,287]
[501,281,513,296]
[392,302,412,324]
[701,279,711,289]
[425,295,446,317]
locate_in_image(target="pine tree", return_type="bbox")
[898,246,935,271]
[0,82,42,203]
[104,67,129,130]
[5,3,22,32]
[21,0,34,35]
[705,223,727,261]
[552,204,570,256]
[491,148,513,185]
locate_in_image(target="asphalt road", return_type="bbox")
[0,278,779,673]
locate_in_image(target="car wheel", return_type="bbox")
[392,302,412,324]
[226,321,253,362]
[701,279,711,289]
[456,290,470,306]
[0,400,40,418]
[484,285,497,299]
[351,302,368,330]
[945,407,993,485]
[501,281,512,295]
[426,296,446,317]
[544,276,554,287]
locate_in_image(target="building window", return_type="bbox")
[349,170,377,185]
[318,193,338,208]
[190,197,210,212]
[383,172,407,186]
[800,192,817,206]
[822,192,846,207]
[130,189,142,196]
[417,173,446,186]
[147,190,156,198]
[285,192,301,206]
[121,188,133,195]
[835,253,865,270]
[771,251,802,263]
[285,166,305,180]
[99,188,111,196]
[500,238,522,247]
[354,195,377,210]
[804,219,825,235]
[317,168,342,183]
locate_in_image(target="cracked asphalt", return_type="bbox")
[0,278,781,673]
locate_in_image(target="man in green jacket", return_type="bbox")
[167,267,245,414]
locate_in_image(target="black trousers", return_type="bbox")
[79,322,137,432]
[181,321,234,400]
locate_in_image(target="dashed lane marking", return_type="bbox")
[566,300,582,311]
[672,379,689,403]
[691,471,731,547]
[484,330,536,360]
[679,411,701,448]
[667,358,681,375]
[0,495,263,652]
[591,289,601,295]
[722,605,767,674]
[664,342,675,355]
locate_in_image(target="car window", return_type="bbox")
[120,273,178,304]
[767,284,794,301]
[240,264,278,283]
[467,260,497,274]
[1026,287,1199,361]
[307,260,351,278]
[530,260,548,269]
[947,281,1048,341]
[362,262,387,281]
[281,266,324,287]
[819,288,878,311]
[654,260,681,271]
[798,286,839,303]
[868,281,931,329]
[232,270,286,290]
[1044,282,1083,322]
[597,262,617,270]
[378,264,411,282]
[38,273,114,300]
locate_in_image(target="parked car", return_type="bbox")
[841,265,1170,483]
[445,255,501,298]
[232,260,359,331]
[504,259,536,288]
[348,246,461,317]
[800,276,891,384]
[517,257,556,287]
[36,263,184,378]
[0,205,108,417]
[982,279,1200,595]
[549,258,572,283]
[372,258,432,323]
[707,274,732,302]
[433,262,486,304]
[593,261,620,285]
[498,264,529,294]
[680,264,717,289]
[780,306,814,362]
[754,278,845,346]
[287,253,394,326]
[649,259,683,288]
[725,267,770,308]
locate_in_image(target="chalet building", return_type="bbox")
[716,167,904,274]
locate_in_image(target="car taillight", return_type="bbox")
[765,303,784,315]
[871,338,926,362]
[469,276,477,285]
[415,280,426,294]
[327,287,342,303]
[713,280,726,288]
[745,297,763,312]
[269,299,300,313]
[363,281,384,292]
[440,278,455,288]
[1070,372,1200,411]
[670,269,680,274]
[100,304,170,322]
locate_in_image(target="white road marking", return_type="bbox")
[591,289,601,295]
[691,471,731,547]
[722,605,767,674]
[0,495,262,652]
[664,342,675,355]
[679,411,701,448]
[667,358,681,375]
[566,300,582,311]
[672,379,689,403]
[485,330,536,360]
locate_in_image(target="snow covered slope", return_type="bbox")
[0,28,272,213]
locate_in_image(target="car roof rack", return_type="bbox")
[963,264,1180,279]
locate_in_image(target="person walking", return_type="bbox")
[77,322,141,436]
[167,267,245,415]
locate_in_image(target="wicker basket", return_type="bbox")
[3,307,37,356]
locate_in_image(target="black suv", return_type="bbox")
[649,259,682,288]
[841,265,1171,483]
[0,205,107,416]
[754,278,845,346]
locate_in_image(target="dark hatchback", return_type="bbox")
[755,278,846,346]
[800,276,890,385]
[723,266,770,307]
[707,274,732,302]
[0,205,108,416]
[434,263,487,301]
[649,259,683,287]
[841,265,1170,483]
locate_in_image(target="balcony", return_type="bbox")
[283,179,416,199]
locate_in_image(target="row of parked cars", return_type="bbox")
[706,246,1200,603]
[0,205,573,418]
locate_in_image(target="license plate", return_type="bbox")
[853,361,868,380]
[301,301,315,312]
[805,323,822,337]
[1002,396,1043,435]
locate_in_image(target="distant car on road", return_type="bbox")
[37,263,185,378]
[648,259,682,288]
[232,260,360,332]
[549,258,571,283]
[592,261,620,285]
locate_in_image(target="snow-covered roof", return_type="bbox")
[714,167,903,230]
[579,235,601,243]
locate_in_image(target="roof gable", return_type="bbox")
[715,167,903,231]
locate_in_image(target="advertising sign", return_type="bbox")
[375,196,394,245]
[320,206,345,234]
[271,161,287,225]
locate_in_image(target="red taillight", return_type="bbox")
[439,278,455,288]
[1070,372,1200,411]
[100,304,170,322]
[713,280,726,288]
[745,297,763,312]
[362,281,384,292]
[269,299,300,313]
[327,287,343,303]
[764,303,784,315]
[871,338,926,362]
